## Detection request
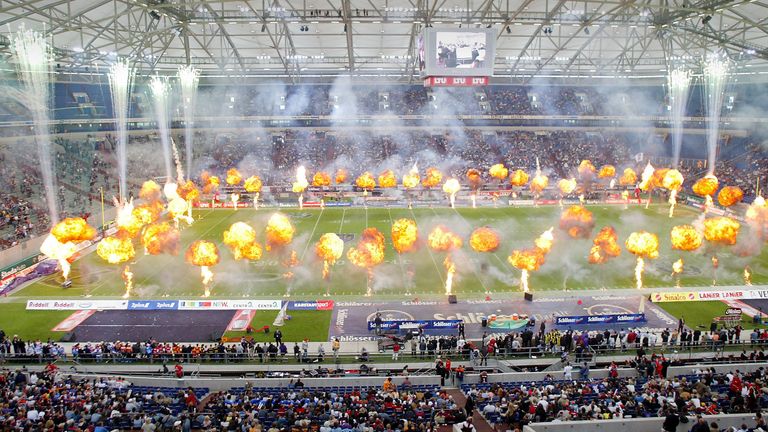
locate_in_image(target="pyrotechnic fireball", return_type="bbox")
[315,233,345,282]
[177,180,200,202]
[265,213,295,251]
[335,168,348,184]
[132,201,163,225]
[223,222,263,261]
[466,169,482,190]
[534,227,554,253]
[312,171,331,187]
[530,173,549,195]
[578,160,596,179]
[650,168,670,190]
[201,172,220,194]
[51,217,96,244]
[226,168,242,186]
[97,236,135,264]
[703,217,740,245]
[693,175,719,197]
[508,227,553,293]
[347,227,386,296]
[663,169,684,217]
[489,164,508,181]
[745,196,768,239]
[670,225,703,251]
[598,165,616,179]
[588,226,621,264]
[442,178,461,208]
[244,175,263,192]
[638,162,655,191]
[510,169,529,187]
[114,199,143,238]
[139,180,163,202]
[403,164,420,189]
[428,225,463,251]
[185,240,220,297]
[559,205,595,239]
[391,218,418,254]
[470,227,500,253]
[40,235,77,280]
[619,168,637,186]
[422,167,443,188]
[292,166,309,193]
[625,231,659,289]
[557,178,577,195]
[378,169,397,188]
[141,222,180,255]
[717,186,744,207]
[355,171,376,190]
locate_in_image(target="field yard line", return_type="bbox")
[299,208,325,261]
[89,209,233,297]
[408,207,444,285]
[339,207,346,232]
[436,207,490,293]
[386,207,408,289]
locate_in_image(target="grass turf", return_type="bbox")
[12,204,768,299]
[223,310,332,342]
[656,301,762,330]
[0,303,72,341]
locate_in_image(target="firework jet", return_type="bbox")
[470,227,500,253]
[142,222,180,256]
[559,205,595,239]
[292,166,309,208]
[508,228,554,293]
[442,178,461,208]
[265,213,295,251]
[347,228,386,296]
[489,164,508,181]
[315,233,345,292]
[717,186,744,207]
[108,59,134,201]
[335,168,348,184]
[96,236,136,298]
[223,222,263,261]
[391,218,419,254]
[662,169,684,217]
[703,217,740,246]
[423,167,443,188]
[619,168,637,186]
[428,225,463,295]
[510,169,529,187]
[178,65,199,176]
[466,169,482,208]
[625,231,659,289]
[588,226,621,264]
[704,55,730,175]
[312,171,331,187]
[667,68,692,167]
[185,240,220,297]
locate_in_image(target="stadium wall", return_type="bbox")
[524,413,757,432]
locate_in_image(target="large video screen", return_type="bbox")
[418,28,495,77]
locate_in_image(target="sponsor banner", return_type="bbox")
[651,289,768,302]
[193,201,251,209]
[26,299,128,310]
[127,300,179,310]
[508,200,535,206]
[725,307,743,316]
[367,319,461,331]
[177,299,282,310]
[554,314,646,326]
[0,253,46,289]
[301,201,352,208]
[287,300,335,311]
[423,76,489,87]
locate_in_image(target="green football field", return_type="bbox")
[11,203,768,300]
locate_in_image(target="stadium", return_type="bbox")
[0,0,768,430]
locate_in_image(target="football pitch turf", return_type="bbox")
[12,203,768,300]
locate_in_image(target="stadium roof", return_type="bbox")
[1,0,768,82]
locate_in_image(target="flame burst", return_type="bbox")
[559,205,595,239]
[598,165,616,179]
[244,175,263,192]
[508,227,554,292]
[391,218,418,254]
[422,167,443,188]
[335,168,348,184]
[638,162,655,191]
[693,175,719,197]
[746,196,768,239]
[223,222,263,261]
[378,169,397,188]
[312,171,331,187]
[703,217,740,245]
[40,235,77,280]
[200,172,220,194]
[315,233,345,281]
[557,178,577,195]
[115,199,143,239]
[489,164,508,181]
[347,228,386,296]
[292,166,309,193]
[442,178,461,208]
[428,225,462,295]
[132,201,164,225]
[121,265,134,298]
[141,222,180,255]
[403,164,420,189]
[139,180,163,202]
[663,169,684,217]
[717,186,744,207]
[177,180,200,202]
[530,173,549,195]
[466,169,482,191]
[588,226,621,264]
[97,236,135,264]
[226,168,242,186]
[745,266,752,286]
[355,171,376,190]
[619,168,638,186]
[470,227,500,253]
[510,169,529,187]
[185,240,220,297]
[265,213,295,251]
[625,231,660,289]
[51,218,96,244]
[672,259,684,287]
[670,225,703,251]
